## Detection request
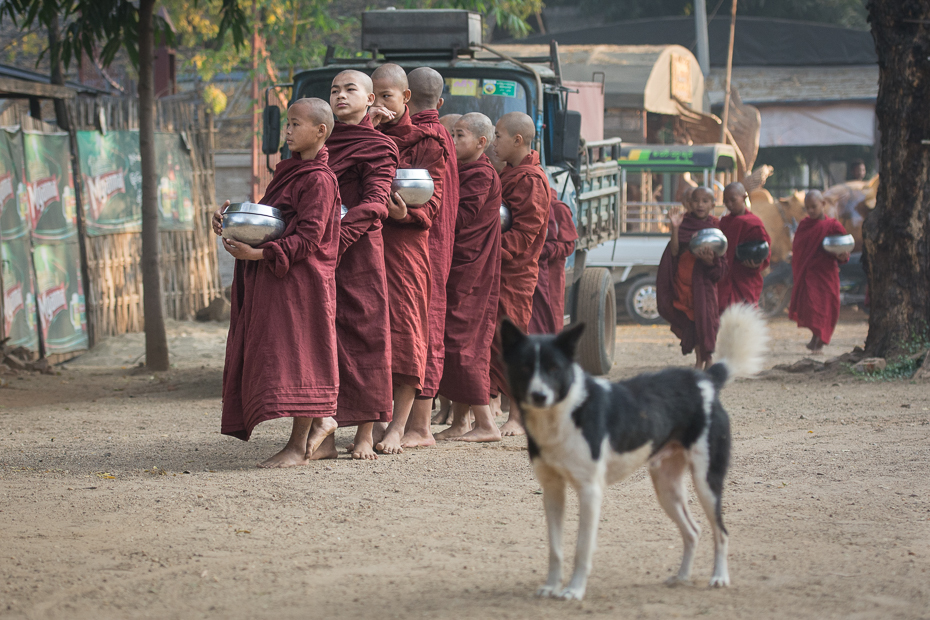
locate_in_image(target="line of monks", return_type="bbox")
[214,65,577,467]
[657,184,850,370]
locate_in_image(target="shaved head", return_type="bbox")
[290,97,334,137]
[407,67,444,112]
[692,186,714,202]
[805,189,823,205]
[497,111,535,144]
[456,112,494,143]
[333,70,373,94]
[723,182,745,199]
[371,63,408,91]
[439,114,462,133]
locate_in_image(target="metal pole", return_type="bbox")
[250,0,260,201]
[694,0,710,78]
[720,0,737,143]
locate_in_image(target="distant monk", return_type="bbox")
[367,63,449,455]
[789,190,850,353]
[315,70,399,461]
[656,186,727,369]
[439,113,461,134]
[528,189,578,334]
[488,111,551,436]
[718,182,771,309]
[436,113,502,443]
[215,98,340,467]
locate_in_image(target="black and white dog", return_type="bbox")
[500,304,768,601]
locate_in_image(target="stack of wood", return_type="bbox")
[0,339,54,382]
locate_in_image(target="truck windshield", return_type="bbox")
[438,77,528,121]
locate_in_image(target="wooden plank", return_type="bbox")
[0,76,75,99]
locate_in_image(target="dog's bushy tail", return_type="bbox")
[712,303,769,385]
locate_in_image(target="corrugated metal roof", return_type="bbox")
[706,65,878,106]
[0,62,112,95]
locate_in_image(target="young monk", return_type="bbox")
[717,182,771,309]
[439,113,461,134]
[656,186,727,369]
[487,111,551,436]
[214,98,340,467]
[435,112,502,442]
[365,63,449,455]
[313,70,399,461]
[379,66,460,452]
[528,190,578,334]
[789,190,850,353]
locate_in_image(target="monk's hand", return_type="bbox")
[212,200,229,236]
[668,207,684,228]
[741,258,763,269]
[837,252,850,262]
[697,246,716,265]
[223,237,264,261]
[387,192,408,220]
[369,104,396,127]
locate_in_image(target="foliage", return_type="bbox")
[401,0,544,37]
[848,330,930,381]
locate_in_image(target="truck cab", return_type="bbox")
[262,9,623,374]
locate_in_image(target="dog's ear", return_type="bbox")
[499,318,526,354]
[554,323,585,360]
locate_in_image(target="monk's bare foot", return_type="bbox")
[372,422,388,446]
[401,429,435,448]
[352,435,378,460]
[452,426,502,443]
[375,427,404,455]
[434,419,470,441]
[490,395,503,419]
[258,444,309,468]
[432,397,452,424]
[307,433,338,461]
[305,417,337,457]
[499,418,525,437]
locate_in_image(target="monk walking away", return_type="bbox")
[789,190,850,353]
[656,186,727,370]
[717,182,771,309]
[436,113,503,443]
[318,70,399,460]
[214,98,340,468]
[488,111,551,437]
[366,64,449,455]
[527,189,578,335]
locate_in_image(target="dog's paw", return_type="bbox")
[536,585,560,598]
[664,575,692,587]
[709,574,730,587]
[557,586,585,601]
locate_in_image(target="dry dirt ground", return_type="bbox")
[2,312,929,620]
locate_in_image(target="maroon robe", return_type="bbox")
[221,148,340,440]
[379,108,446,390]
[789,216,848,344]
[326,116,399,426]
[439,154,502,405]
[718,211,771,309]
[656,213,727,363]
[529,192,578,334]
[411,109,459,399]
[489,150,551,398]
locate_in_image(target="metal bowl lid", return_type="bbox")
[225,202,282,219]
[394,169,432,180]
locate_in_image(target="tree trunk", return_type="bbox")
[47,15,70,131]
[864,1,930,358]
[138,0,170,371]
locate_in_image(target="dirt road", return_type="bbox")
[1,313,928,619]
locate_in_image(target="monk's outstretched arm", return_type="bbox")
[263,174,337,278]
[500,174,549,261]
[339,152,398,255]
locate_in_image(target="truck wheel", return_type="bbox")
[624,276,663,325]
[575,267,616,376]
[760,280,791,317]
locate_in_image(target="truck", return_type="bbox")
[585,143,738,324]
[260,9,623,374]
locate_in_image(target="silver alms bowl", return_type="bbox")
[500,203,513,232]
[822,234,854,255]
[688,227,728,256]
[391,169,434,206]
[222,202,285,247]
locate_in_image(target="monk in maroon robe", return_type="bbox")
[215,98,340,468]
[657,186,727,369]
[487,112,551,437]
[436,113,503,443]
[313,71,399,461]
[528,190,578,334]
[718,182,771,309]
[789,190,849,352]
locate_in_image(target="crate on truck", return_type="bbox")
[259,9,623,374]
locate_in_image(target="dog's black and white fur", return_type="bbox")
[500,304,768,601]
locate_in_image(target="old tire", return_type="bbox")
[575,267,616,375]
[624,275,663,325]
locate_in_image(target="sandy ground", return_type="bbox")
[2,310,929,620]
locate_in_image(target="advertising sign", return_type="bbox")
[76,130,143,235]
[32,241,88,354]
[22,132,78,242]
[155,133,195,231]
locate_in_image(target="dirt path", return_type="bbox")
[1,312,929,619]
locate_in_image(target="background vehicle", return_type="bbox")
[759,252,868,317]
[585,144,738,324]
[261,9,622,374]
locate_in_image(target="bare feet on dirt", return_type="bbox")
[431,396,452,425]
[352,435,378,460]
[307,434,338,461]
[400,429,436,449]
[375,427,404,454]
[434,419,471,441]
[499,418,524,437]
[451,426,502,443]
[305,417,337,457]
[257,445,308,468]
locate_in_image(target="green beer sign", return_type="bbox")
[33,242,88,354]
[23,132,78,242]
[76,130,143,235]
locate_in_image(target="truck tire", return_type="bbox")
[624,276,663,325]
[575,267,616,376]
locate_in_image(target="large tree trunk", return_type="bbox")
[138,0,170,370]
[864,1,930,358]
[47,15,69,131]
